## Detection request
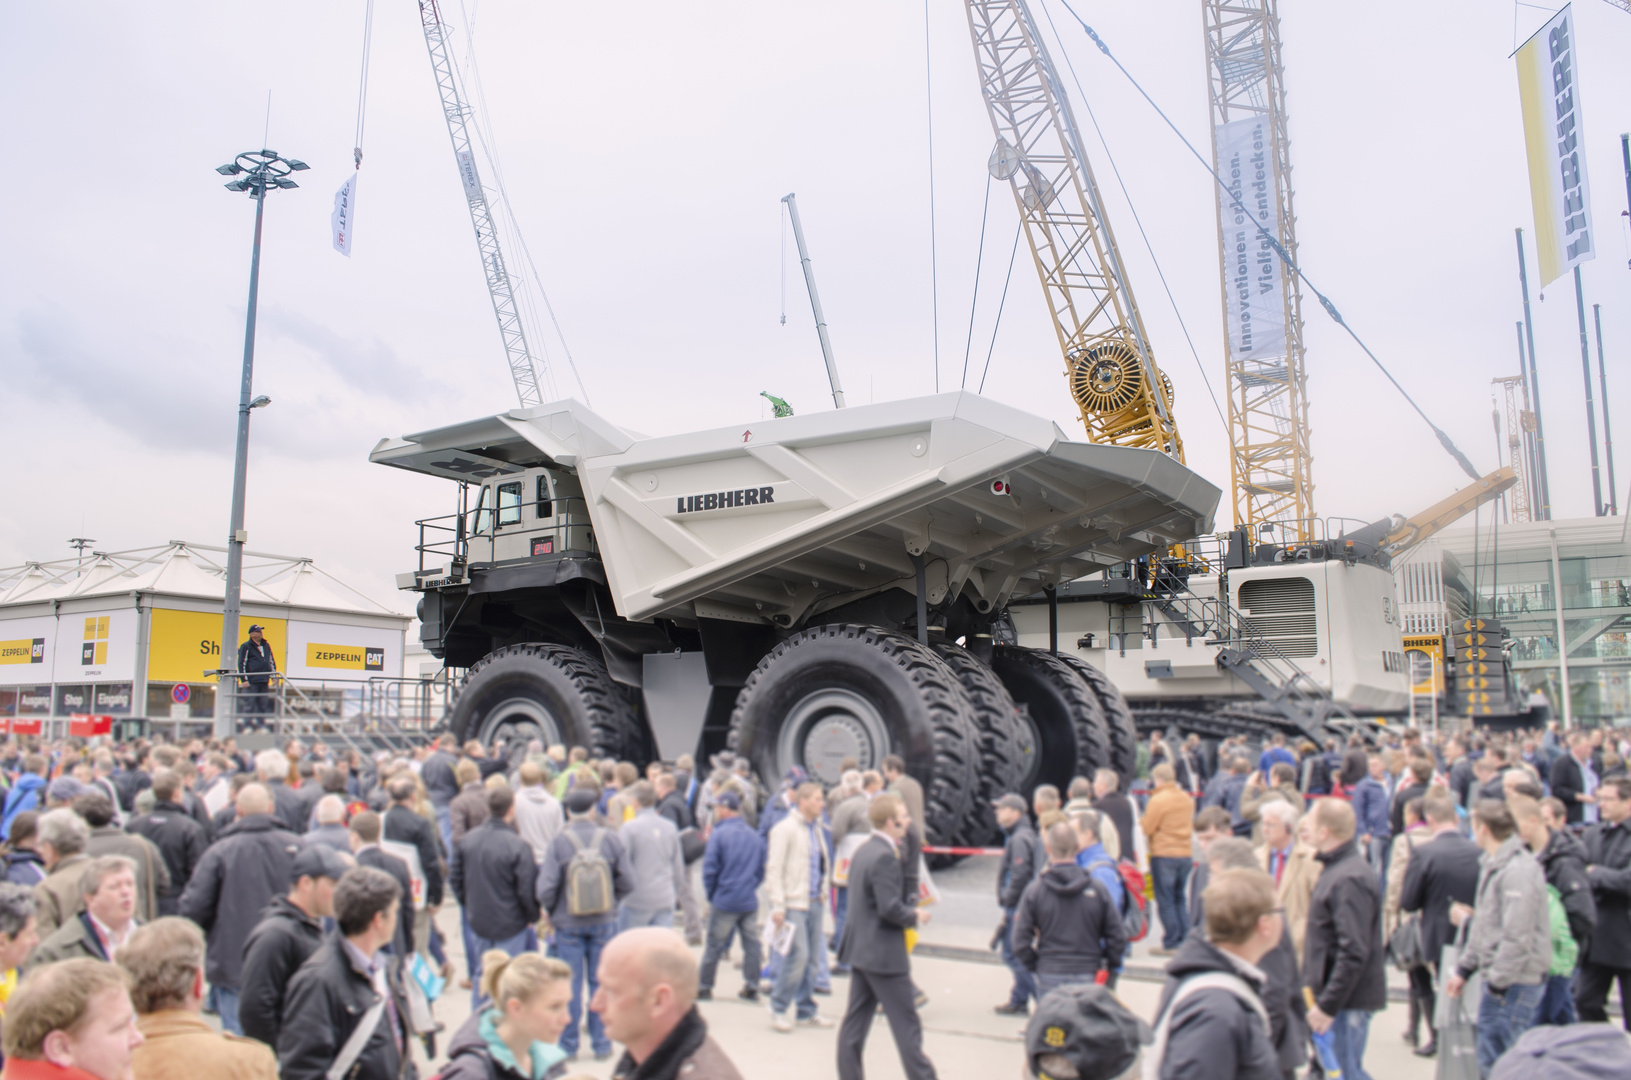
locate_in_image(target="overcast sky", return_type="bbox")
[3,0,1628,615]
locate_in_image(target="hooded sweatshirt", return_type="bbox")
[1010,861,1127,976]
[513,785,564,864]
[1458,834,1552,990]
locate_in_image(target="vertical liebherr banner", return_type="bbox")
[1215,117,1287,362]
[1515,4,1593,287]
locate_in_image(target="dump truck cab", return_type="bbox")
[463,467,595,566]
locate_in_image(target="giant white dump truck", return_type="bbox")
[372,391,1220,844]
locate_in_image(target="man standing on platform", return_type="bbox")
[836,793,936,1080]
[236,625,277,730]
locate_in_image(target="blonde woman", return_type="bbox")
[439,950,573,1080]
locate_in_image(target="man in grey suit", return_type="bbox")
[835,793,937,1080]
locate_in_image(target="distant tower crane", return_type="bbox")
[1203,0,1314,541]
[417,0,545,408]
[1493,375,1535,523]
[961,1,1183,461]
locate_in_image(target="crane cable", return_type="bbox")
[960,173,993,390]
[1059,3,1482,482]
[352,0,374,168]
[1037,0,1228,440]
[977,222,1025,394]
[454,0,592,406]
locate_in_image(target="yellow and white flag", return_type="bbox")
[1515,4,1594,286]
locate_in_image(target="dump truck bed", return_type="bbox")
[371,391,1221,625]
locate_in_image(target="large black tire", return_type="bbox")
[1133,706,1280,743]
[989,646,1110,797]
[1051,654,1139,790]
[450,644,643,761]
[726,624,979,846]
[933,642,1027,847]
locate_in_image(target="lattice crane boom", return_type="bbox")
[1204,0,1313,541]
[418,0,543,409]
[962,0,1182,461]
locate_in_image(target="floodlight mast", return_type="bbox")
[417,0,544,409]
[215,148,306,736]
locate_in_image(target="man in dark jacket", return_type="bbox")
[419,735,460,854]
[537,785,635,1061]
[1551,733,1601,827]
[277,867,412,1080]
[1012,821,1126,998]
[698,791,764,1001]
[236,624,277,729]
[835,793,934,1080]
[382,776,443,962]
[654,771,694,831]
[125,769,209,916]
[1512,793,1596,1025]
[254,748,307,834]
[1388,756,1433,840]
[239,844,347,1049]
[993,793,1044,1015]
[1151,867,1283,1080]
[1091,769,1136,864]
[1302,799,1386,1080]
[350,811,414,958]
[1398,792,1482,1055]
[1579,775,1631,1028]
[450,786,538,1000]
[177,783,301,1036]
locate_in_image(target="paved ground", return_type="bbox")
[413,854,1442,1079]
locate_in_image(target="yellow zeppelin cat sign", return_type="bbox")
[306,643,385,671]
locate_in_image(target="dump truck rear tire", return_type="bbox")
[989,646,1110,796]
[933,641,1026,847]
[452,643,641,760]
[1051,653,1139,790]
[726,624,979,846]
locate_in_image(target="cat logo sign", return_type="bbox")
[1403,634,1443,694]
[306,644,385,672]
[0,639,45,666]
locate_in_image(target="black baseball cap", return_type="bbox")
[1026,984,1149,1080]
[992,793,1027,812]
[289,844,352,884]
[716,790,742,811]
[247,624,265,633]
[564,786,599,815]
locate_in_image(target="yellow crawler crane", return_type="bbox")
[962,0,1183,461]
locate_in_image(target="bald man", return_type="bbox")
[592,928,743,1079]
[178,781,302,1035]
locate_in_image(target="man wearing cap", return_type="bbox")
[237,624,277,730]
[994,792,1045,1016]
[238,843,348,1049]
[698,789,766,1002]
[537,784,636,1061]
[836,792,935,1080]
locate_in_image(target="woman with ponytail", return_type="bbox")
[438,950,573,1080]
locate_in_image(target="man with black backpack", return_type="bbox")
[536,785,635,1062]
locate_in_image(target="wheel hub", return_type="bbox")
[776,688,890,785]
[479,696,563,758]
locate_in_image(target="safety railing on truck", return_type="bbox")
[414,496,595,575]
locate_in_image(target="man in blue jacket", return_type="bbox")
[0,755,47,840]
[1352,754,1393,880]
[698,790,767,1002]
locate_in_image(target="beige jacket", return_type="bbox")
[1256,840,1321,957]
[765,812,830,914]
[1385,825,1428,932]
[32,853,93,938]
[133,1009,278,1080]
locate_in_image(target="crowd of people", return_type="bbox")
[0,720,1625,1080]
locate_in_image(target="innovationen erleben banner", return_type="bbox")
[1515,4,1594,287]
[1214,117,1287,363]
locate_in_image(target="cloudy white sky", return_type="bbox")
[3,0,1628,615]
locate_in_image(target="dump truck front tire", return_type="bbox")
[451,643,640,760]
[727,624,979,846]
